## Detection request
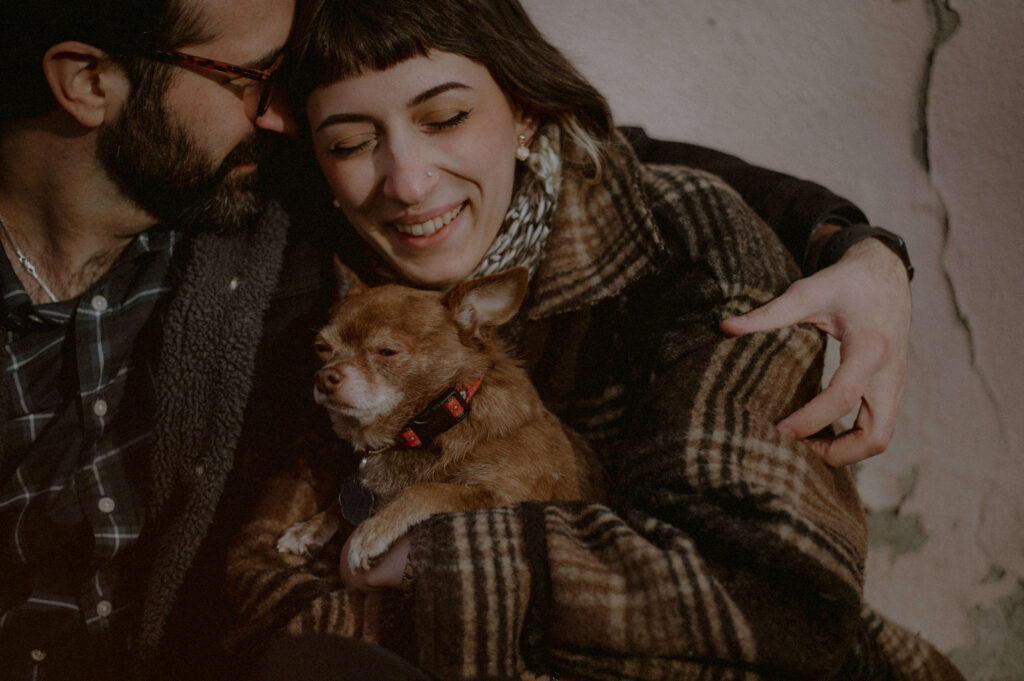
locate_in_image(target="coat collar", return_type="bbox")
[526,131,670,319]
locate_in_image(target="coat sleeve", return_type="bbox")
[619,125,869,265]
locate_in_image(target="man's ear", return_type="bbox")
[42,41,130,128]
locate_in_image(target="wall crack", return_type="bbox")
[914,0,960,171]
[917,0,1010,446]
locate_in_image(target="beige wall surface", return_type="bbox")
[520,0,1024,677]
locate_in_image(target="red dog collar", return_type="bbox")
[343,370,488,526]
[395,369,486,448]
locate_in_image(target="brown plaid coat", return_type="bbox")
[225,138,963,681]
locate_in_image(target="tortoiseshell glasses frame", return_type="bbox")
[147,49,286,117]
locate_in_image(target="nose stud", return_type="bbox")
[426,171,433,177]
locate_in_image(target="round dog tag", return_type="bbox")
[339,475,374,526]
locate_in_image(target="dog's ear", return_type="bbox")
[333,255,368,300]
[443,267,529,338]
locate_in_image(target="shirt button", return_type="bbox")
[96,600,112,617]
[91,295,109,311]
[93,399,108,417]
[194,464,205,476]
[97,497,116,513]
[30,649,46,662]
[228,277,241,291]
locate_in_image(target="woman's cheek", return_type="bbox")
[319,160,361,210]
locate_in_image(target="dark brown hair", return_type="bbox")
[291,0,615,174]
[0,0,210,122]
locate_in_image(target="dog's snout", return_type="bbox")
[318,367,344,391]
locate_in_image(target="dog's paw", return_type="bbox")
[346,515,406,573]
[276,520,332,557]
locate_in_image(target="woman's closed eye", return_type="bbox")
[328,132,377,158]
[425,108,472,131]
[326,109,472,158]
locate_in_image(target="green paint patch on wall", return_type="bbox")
[982,565,1008,584]
[865,508,928,563]
[864,465,928,562]
[947,581,1024,681]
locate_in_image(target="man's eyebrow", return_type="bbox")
[242,47,285,70]
[409,82,471,107]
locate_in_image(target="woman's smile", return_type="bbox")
[389,201,466,241]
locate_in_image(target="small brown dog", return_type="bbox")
[276,258,605,573]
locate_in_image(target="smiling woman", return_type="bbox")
[306,52,532,287]
[224,0,957,679]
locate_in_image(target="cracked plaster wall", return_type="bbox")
[521,0,1024,676]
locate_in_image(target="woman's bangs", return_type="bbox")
[314,7,439,83]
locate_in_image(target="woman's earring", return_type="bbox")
[515,134,531,161]
[332,198,341,208]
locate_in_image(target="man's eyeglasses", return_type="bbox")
[147,49,286,117]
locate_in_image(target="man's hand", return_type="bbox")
[721,237,911,466]
[339,531,411,592]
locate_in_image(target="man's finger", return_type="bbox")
[812,397,894,466]
[815,430,882,467]
[721,280,820,337]
[777,350,876,438]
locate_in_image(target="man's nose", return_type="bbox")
[254,84,298,138]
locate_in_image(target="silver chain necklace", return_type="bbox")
[0,210,59,303]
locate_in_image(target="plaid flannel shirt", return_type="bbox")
[0,229,178,680]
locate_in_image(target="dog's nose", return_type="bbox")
[317,367,344,393]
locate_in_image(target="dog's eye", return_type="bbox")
[378,348,399,357]
[314,342,330,354]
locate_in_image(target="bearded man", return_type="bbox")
[0,0,296,678]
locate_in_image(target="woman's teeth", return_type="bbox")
[394,204,464,237]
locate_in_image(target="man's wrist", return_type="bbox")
[804,221,845,274]
[811,222,915,281]
[821,223,914,280]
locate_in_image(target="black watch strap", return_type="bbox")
[817,223,914,281]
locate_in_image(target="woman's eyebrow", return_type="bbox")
[316,112,370,131]
[315,82,473,132]
[409,82,471,107]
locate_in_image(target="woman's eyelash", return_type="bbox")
[326,110,472,157]
[328,140,370,158]
[428,109,471,130]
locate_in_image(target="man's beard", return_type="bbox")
[97,82,275,234]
